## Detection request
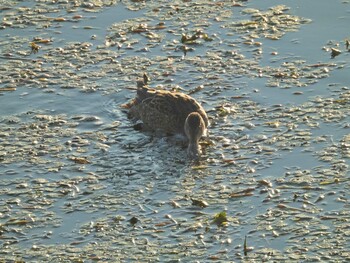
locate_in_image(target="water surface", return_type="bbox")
[0,0,349,261]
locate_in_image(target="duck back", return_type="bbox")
[129,87,208,135]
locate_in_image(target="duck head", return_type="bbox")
[184,112,206,159]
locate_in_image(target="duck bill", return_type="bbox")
[187,143,201,159]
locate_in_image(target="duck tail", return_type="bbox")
[136,74,152,103]
[136,86,150,103]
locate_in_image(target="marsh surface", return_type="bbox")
[0,0,349,261]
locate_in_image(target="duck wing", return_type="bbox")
[136,94,186,134]
[130,88,208,134]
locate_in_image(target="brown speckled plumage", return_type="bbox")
[128,77,208,158]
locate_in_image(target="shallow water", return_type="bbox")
[0,0,349,261]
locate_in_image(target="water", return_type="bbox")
[0,0,349,261]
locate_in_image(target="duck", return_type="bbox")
[126,74,209,159]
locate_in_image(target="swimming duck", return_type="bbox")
[127,75,209,159]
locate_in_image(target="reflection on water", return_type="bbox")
[0,0,349,261]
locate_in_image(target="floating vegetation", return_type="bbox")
[212,211,228,227]
[191,198,209,208]
[0,0,349,261]
[29,42,40,54]
[223,5,311,40]
[181,30,213,44]
[331,48,341,59]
